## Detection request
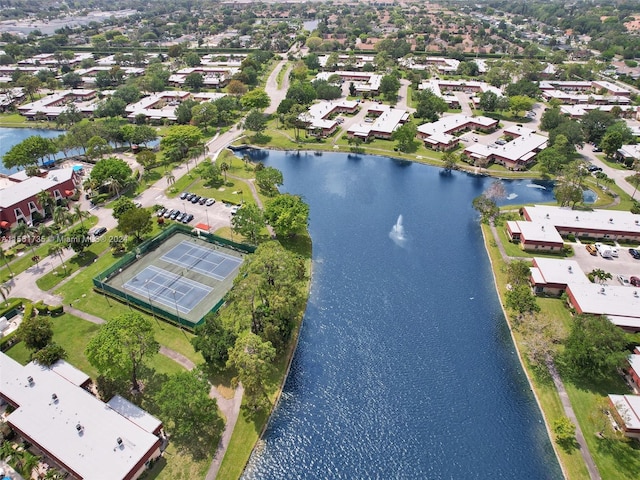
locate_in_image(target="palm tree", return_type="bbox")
[189,142,205,167]
[38,224,52,245]
[53,206,72,232]
[0,248,14,278]
[220,161,229,183]
[73,204,90,228]
[590,268,612,284]
[0,282,11,306]
[36,190,55,219]
[106,176,123,199]
[48,243,68,276]
[164,170,175,186]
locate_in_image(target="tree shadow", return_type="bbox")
[596,435,640,478]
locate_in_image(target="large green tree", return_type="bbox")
[90,157,132,185]
[192,313,238,367]
[161,125,203,166]
[231,203,265,245]
[241,88,270,110]
[264,193,309,238]
[117,208,152,241]
[85,312,159,391]
[227,331,276,411]
[563,314,627,381]
[155,369,222,458]
[17,315,53,352]
[228,241,305,350]
[65,226,91,254]
[255,166,283,196]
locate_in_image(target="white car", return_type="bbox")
[205,198,216,206]
[617,274,630,286]
[230,205,240,215]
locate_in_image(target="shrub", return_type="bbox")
[34,302,49,316]
[566,233,576,242]
[32,343,67,366]
[0,298,23,319]
[0,330,19,352]
[48,305,64,316]
[23,302,33,320]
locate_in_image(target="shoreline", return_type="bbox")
[480,224,568,479]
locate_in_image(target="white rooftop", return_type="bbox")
[0,353,160,480]
[629,354,640,376]
[566,283,640,319]
[49,359,90,387]
[609,394,640,430]
[530,257,590,286]
[107,395,162,434]
[516,221,564,244]
[618,144,640,161]
[0,168,75,208]
[523,205,640,236]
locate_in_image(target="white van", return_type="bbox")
[596,243,614,258]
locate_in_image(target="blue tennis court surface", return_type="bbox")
[161,241,243,281]
[124,265,212,314]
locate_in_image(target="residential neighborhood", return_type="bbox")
[0,0,639,479]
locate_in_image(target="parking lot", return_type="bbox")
[571,241,640,283]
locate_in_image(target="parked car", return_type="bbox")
[164,209,175,218]
[495,139,507,145]
[587,164,602,172]
[230,205,240,215]
[175,212,185,222]
[629,248,640,260]
[585,244,597,256]
[617,274,630,286]
[170,210,181,220]
[134,201,143,208]
[630,276,640,287]
[191,195,201,204]
[180,192,189,200]
[185,193,195,201]
[156,207,166,217]
[205,198,216,206]
[182,213,194,224]
[198,197,207,205]
[93,226,107,237]
[592,146,602,152]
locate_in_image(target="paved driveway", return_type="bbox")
[571,241,640,280]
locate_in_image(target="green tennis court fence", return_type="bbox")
[92,224,252,329]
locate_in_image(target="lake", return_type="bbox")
[240,150,562,479]
[0,127,64,175]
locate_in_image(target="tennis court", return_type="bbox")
[102,231,246,325]
[161,241,243,281]
[123,265,212,314]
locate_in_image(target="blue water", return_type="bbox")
[0,127,64,175]
[241,151,562,479]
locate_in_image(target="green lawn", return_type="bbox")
[36,234,112,291]
[564,376,640,480]
[6,313,101,376]
[0,216,98,284]
[482,224,590,479]
[188,177,256,207]
[145,442,213,480]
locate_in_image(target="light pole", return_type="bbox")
[171,289,182,330]
[183,202,188,215]
[145,279,159,325]
[119,268,132,311]
[205,207,210,233]
[99,278,111,307]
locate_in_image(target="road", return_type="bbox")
[578,145,638,199]
[264,60,291,115]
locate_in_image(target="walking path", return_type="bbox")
[486,223,600,479]
[547,360,601,479]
